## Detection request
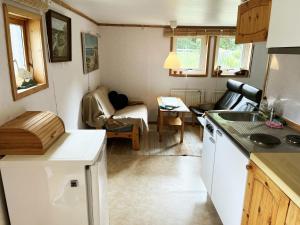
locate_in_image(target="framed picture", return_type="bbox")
[46,10,71,62]
[81,33,99,74]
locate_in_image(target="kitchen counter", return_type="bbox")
[251,152,300,208]
[207,111,300,158]
[206,111,300,208]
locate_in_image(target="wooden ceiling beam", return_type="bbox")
[52,0,237,29]
[51,0,99,25]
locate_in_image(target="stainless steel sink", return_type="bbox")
[218,112,265,122]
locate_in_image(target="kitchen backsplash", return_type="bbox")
[265,54,300,124]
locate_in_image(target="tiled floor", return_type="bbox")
[107,125,222,225]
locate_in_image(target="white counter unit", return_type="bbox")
[0,130,109,225]
[201,118,249,225]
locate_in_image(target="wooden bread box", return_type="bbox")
[0,111,65,155]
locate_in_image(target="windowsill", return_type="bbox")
[211,69,250,78]
[15,83,48,100]
[169,70,208,77]
[170,73,207,77]
[212,74,250,78]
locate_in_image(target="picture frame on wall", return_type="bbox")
[81,32,99,74]
[46,10,72,62]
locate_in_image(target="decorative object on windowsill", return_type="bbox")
[18,79,37,90]
[13,60,37,90]
[234,69,249,76]
[163,21,181,71]
[46,10,72,62]
[81,32,99,74]
[213,66,223,76]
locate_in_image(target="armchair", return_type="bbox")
[189,79,244,126]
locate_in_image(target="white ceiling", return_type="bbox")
[63,0,241,26]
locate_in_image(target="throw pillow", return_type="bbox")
[108,91,129,110]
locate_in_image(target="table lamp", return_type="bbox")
[163,20,181,71]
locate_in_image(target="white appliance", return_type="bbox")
[201,118,217,196]
[201,118,249,225]
[0,130,109,225]
[211,128,249,225]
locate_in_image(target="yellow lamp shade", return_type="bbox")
[163,52,181,70]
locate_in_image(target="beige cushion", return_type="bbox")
[93,86,115,117]
[82,91,108,128]
[113,104,148,132]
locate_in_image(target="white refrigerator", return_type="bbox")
[0,130,109,225]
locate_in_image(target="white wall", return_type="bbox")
[98,26,268,121]
[0,1,101,129]
[266,54,300,124]
[0,1,101,224]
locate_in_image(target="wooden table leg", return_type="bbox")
[159,110,163,142]
[180,112,185,143]
[132,123,140,150]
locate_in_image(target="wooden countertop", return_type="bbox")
[251,152,300,208]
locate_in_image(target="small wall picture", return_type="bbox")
[81,33,99,74]
[46,10,71,62]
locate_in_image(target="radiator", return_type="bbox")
[170,89,204,107]
[211,90,225,103]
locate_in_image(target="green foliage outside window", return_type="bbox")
[175,37,202,70]
[217,37,243,71]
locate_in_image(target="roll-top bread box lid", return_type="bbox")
[0,111,65,155]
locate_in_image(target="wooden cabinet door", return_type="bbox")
[286,202,300,225]
[236,0,272,44]
[241,162,290,225]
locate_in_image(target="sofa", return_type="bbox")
[82,86,148,150]
[189,79,262,138]
[190,79,262,120]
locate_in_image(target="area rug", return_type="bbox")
[107,124,202,157]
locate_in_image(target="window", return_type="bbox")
[3,4,48,101]
[212,36,253,77]
[9,19,29,88]
[170,36,209,76]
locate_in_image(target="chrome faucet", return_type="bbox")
[246,102,260,112]
[246,102,275,121]
[269,107,275,122]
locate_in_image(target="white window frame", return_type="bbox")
[213,35,253,77]
[170,35,209,77]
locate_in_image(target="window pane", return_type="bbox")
[9,23,27,72]
[216,36,243,71]
[175,37,202,70]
